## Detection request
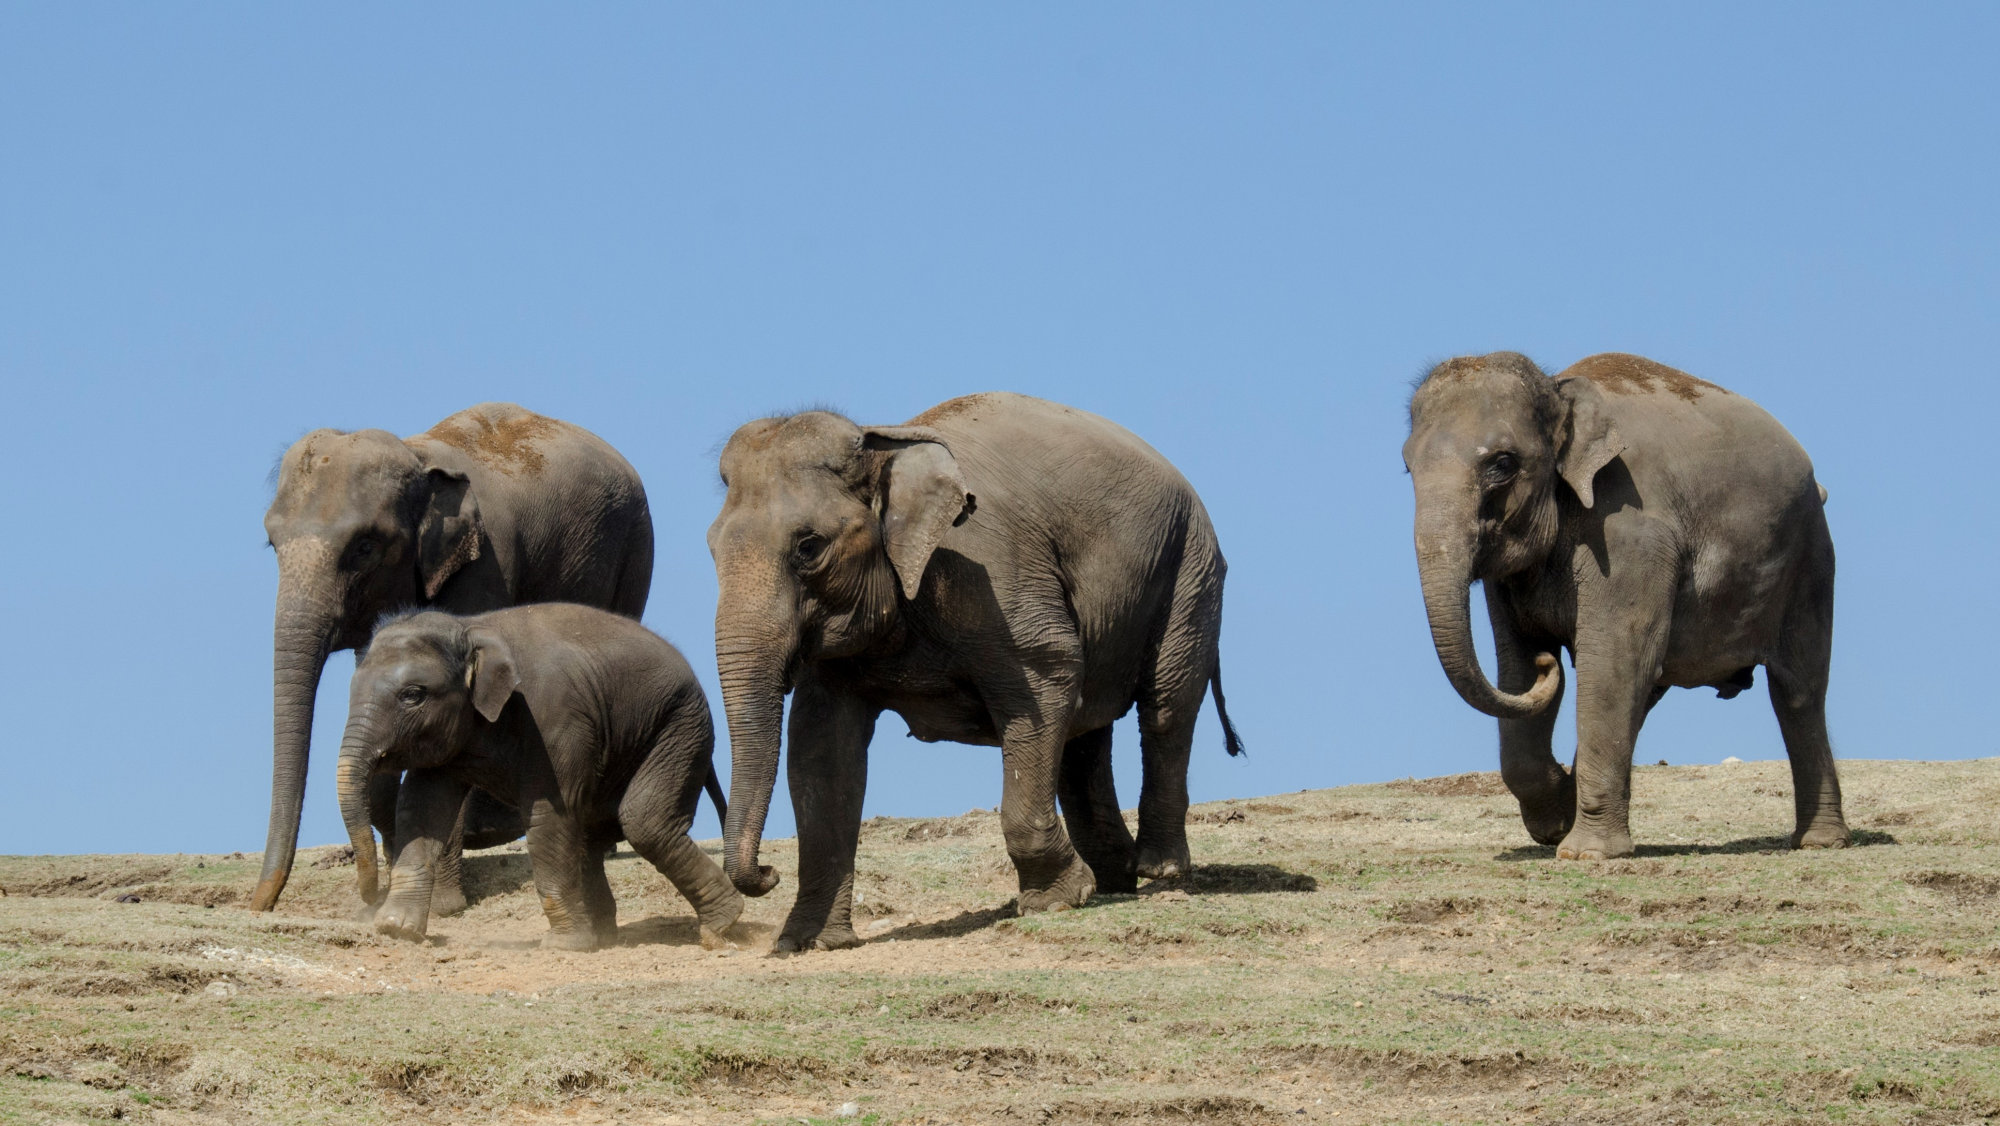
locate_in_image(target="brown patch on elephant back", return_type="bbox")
[910,394,1000,427]
[420,408,561,476]
[1566,353,1729,404]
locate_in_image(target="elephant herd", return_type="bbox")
[252,352,1850,954]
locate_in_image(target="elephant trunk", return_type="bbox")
[336,727,385,907]
[252,576,339,911]
[1415,516,1558,719]
[714,579,795,899]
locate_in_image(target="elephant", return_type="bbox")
[708,391,1244,952]
[253,402,657,913]
[1402,351,1849,859]
[337,603,743,950]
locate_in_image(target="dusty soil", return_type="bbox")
[5,759,2000,1124]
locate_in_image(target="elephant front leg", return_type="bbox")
[375,770,469,942]
[776,676,878,953]
[524,798,598,951]
[998,681,1094,915]
[1489,586,1573,845]
[1560,589,1672,861]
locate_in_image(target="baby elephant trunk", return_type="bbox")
[336,733,385,907]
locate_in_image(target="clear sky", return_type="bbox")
[2,5,1994,855]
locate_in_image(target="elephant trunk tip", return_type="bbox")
[728,859,781,898]
[1518,652,1561,716]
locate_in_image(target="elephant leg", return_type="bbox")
[1560,584,1672,861]
[1134,548,1225,880]
[525,796,597,952]
[1134,691,1202,882]
[622,714,743,946]
[375,770,468,942]
[1489,583,1572,845]
[776,675,878,953]
[424,789,475,919]
[997,672,1094,915]
[367,771,402,862]
[1057,727,1137,894]
[1771,535,1849,849]
[580,829,620,947]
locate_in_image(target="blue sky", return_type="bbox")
[2,5,1994,855]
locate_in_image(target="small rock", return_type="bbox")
[1154,889,1191,903]
[1655,759,1668,766]
[204,981,239,999]
[1721,756,1743,764]
[114,894,141,904]
[836,1102,860,1118]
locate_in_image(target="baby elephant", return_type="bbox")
[336,603,743,950]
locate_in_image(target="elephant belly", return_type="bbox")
[896,694,1002,746]
[1661,548,1789,689]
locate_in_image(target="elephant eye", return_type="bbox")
[794,532,827,564]
[1486,452,1520,483]
[398,685,427,707]
[345,537,379,568]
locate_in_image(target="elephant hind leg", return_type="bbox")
[621,721,744,943]
[1057,727,1138,894]
[1132,542,1226,881]
[1769,533,1848,849]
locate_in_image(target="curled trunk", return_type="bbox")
[336,735,384,907]
[251,587,337,911]
[1415,523,1558,719]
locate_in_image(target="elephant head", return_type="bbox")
[336,612,518,906]
[706,412,974,897]
[1402,352,1623,718]
[252,429,485,911]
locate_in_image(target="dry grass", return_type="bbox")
[4,758,2000,1124]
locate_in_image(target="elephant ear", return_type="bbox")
[416,467,483,599]
[1554,377,1626,509]
[862,426,976,600]
[464,628,520,723]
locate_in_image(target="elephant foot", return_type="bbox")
[772,926,862,954]
[697,894,747,950]
[541,929,599,952]
[1794,820,1851,850]
[429,885,469,918]
[374,901,430,943]
[1555,825,1634,861]
[1135,842,1191,882]
[1017,856,1095,915]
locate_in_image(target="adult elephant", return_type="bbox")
[1403,352,1849,860]
[251,402,655,912]
[709,392,1244,952]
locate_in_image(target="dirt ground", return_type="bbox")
[5,758,2000,1124]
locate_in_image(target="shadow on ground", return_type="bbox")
[1495,829,1898,862]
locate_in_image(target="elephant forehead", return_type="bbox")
[270,430,418,524]
[723,412,860,466]
[364,626,458,672]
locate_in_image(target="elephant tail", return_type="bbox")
[704,762,728,823]
[1210,663,1246,758]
